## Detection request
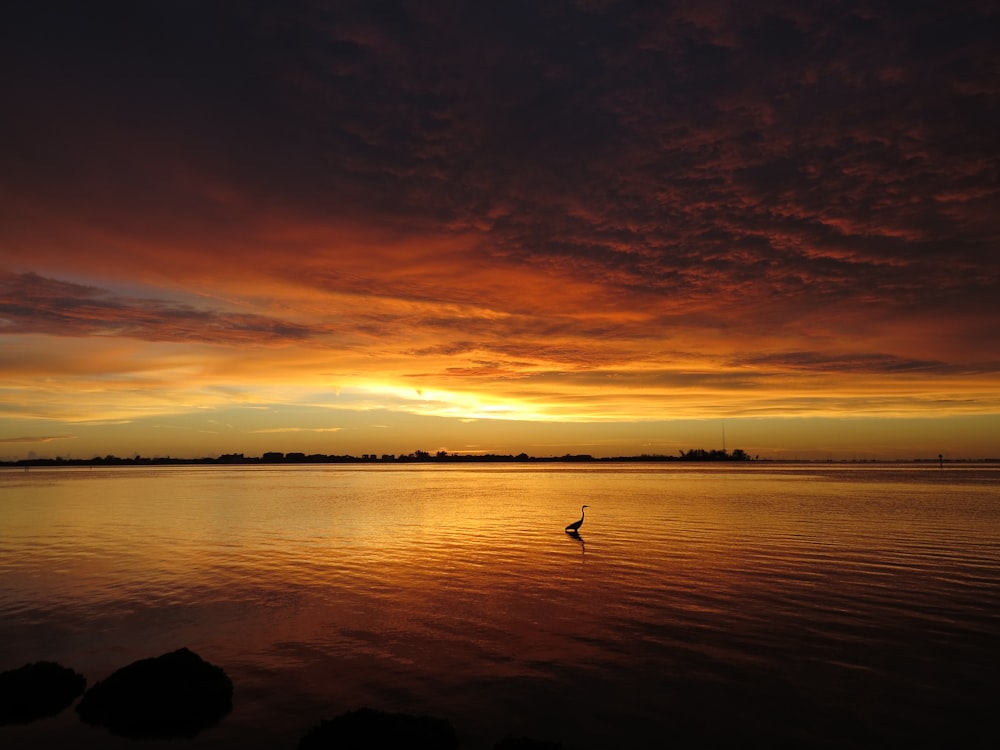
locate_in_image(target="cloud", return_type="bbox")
[731,351,952,375]
[249,427,343,434]
[0,271,315,345]
[0,435,75,444]
[4,3,997,322]
[0,1,998,455]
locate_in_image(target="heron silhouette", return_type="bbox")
[565,505,589,533]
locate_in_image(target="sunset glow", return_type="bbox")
[2,1,998,460]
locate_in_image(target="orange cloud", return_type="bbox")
[2,1,998,458]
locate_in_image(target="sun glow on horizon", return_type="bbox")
[1,2,998,460]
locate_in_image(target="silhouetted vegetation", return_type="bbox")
[3,448,763,467]
[678,447,751,461]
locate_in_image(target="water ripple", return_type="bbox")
[2,464,999,749]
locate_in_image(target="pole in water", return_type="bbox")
[939,453,943,469]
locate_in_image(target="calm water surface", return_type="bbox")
[1,464,998,748]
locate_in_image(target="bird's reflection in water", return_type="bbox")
[565,529,585,558]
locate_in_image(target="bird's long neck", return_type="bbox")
[580,508,586,522]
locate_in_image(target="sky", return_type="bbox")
[1,0,999,461]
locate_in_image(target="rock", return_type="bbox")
[298,707,458,750]
[76,647,232,739]
[493,739,572,750]
[0,661,86,725]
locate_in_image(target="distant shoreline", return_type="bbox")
[3,450,997,468]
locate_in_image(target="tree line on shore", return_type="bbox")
[2,447,754,467]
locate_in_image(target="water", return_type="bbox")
[1,463,998,748]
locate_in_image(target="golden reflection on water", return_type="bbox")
[1,464,999,749]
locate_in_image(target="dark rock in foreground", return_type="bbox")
[494,739,572,750]
[76,647,232,739]
[298,707,458,750]
[0,661,86,725]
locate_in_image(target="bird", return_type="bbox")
[565,505,589,533]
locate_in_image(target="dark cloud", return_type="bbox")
[1,0,997,357]
[0,271,314,345]
[733,350,953,375]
